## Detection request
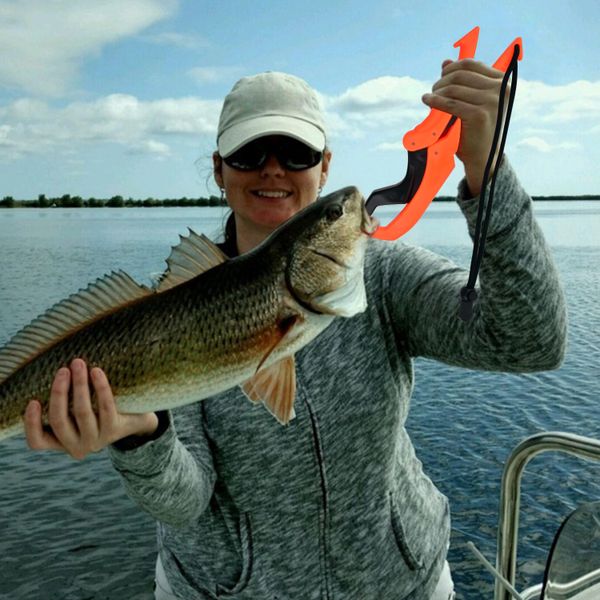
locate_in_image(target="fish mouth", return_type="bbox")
[361,205,379,236]
[309,248,349,269]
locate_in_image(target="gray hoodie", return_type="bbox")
[109,158,567,599]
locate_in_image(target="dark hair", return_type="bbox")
[222,211,238,257]
[224,211,236,244]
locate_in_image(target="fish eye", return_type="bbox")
[325,203,344,221]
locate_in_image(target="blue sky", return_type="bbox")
[1,0,599,200]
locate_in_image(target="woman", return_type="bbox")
[24,68,567,599]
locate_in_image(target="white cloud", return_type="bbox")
[516,136,581,153]
[1,73,598,167]
[0,94,221,159]
[0,0,178,97]
[128,139,172,158]
[187,66,244,85]
[521,126,556,137]
[516,137,581,153]
[515,79,600,124]
[0,125,13,148]
[322,76,431,142]
[321,76,600,154]
[329,76,429,114]
[375,141,405,152]
[143,31,209,50]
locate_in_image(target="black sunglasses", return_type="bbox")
[223,136,323,171]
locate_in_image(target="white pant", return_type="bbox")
[154,555,177,600]
[431,561,456,600]
[154,555,455,600]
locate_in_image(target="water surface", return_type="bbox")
[0,202,599,599]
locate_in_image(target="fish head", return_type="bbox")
[284,186,379,317]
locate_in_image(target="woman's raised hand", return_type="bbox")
[423,58,509,196]
[24,358,159,460]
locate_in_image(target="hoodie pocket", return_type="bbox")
[389,492,424,571]
[216,512,254,597]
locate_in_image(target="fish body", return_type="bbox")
[0,187,377,438]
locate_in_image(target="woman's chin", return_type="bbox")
[251,207,296,229]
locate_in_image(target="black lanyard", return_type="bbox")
[458,43,521,321]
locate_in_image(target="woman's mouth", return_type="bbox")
[251,190,292,199]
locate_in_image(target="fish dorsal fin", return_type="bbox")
[242,356,297,425]
[0,270,151,384]
[156,229,228,292]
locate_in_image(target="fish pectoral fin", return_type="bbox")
[255,312,301,372]
[242,310,302,425]
[241,356,297,425]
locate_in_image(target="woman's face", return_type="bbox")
[214,136,331,240]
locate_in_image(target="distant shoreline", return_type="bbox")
[0,195,227,209]
[437,195,600,202]
[1,195,599,208]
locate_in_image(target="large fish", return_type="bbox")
[0,187,377,438]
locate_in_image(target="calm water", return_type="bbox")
[0,202,599,600]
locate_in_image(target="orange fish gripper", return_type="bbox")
[365,26,523,241]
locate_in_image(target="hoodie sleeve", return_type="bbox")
[379,156,567,372]
[107,401,216,528]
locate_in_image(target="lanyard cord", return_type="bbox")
[458,44,521,322]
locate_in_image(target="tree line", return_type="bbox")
[0,194,226,208]
[1,193,599,209]
[434,194,600,201]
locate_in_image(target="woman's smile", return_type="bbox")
[251,188,293,199]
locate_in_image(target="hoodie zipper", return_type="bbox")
[304,395,331,600]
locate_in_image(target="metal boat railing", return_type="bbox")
[547,567,600,597]
[495,431,600,600]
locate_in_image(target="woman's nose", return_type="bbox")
[260,153,285,176]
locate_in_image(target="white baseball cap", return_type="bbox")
[217,71,327,158]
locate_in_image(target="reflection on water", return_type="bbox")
[0,203,599,599]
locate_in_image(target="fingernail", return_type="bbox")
[90,367,103,381]
[422,93,432,102]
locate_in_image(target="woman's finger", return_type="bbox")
[70,358,99,440]
[24,400,66,452]
[92,367,159,443]
[92,367,119,439]
[429,84,498,110]
[422,92,485,124]
[433,69,502,94]
[441,58,503,80]
[47,367,79,448]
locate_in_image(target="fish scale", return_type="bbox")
[0,186,377,436]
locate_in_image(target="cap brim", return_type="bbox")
[218,115,326,157]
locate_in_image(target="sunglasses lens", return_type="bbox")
[224,139,267,171]
[223,137,322,171]
[280,138,322,171]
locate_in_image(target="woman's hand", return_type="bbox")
[423,58,508,196]
[24,358,159,460]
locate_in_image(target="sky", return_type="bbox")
[0,0,599,201]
